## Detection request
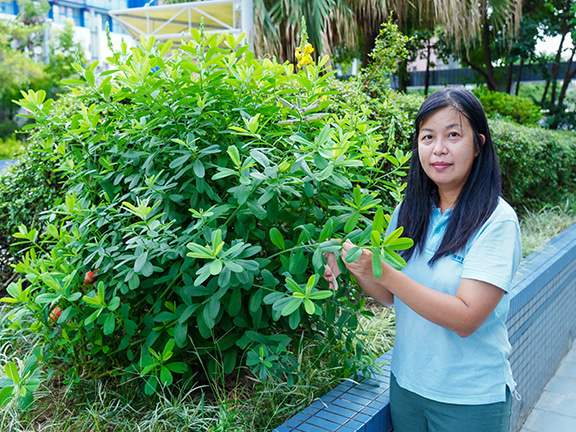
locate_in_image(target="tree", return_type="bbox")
[434,0,522,91]
[536,0,576,128]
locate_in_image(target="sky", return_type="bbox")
[536,34,574,58]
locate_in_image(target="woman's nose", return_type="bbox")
[432,139,448,155]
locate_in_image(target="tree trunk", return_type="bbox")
[481,0,497,91]
[361,27,380,68]
[542,0,570,105]
[506,63,514,94]
[424,40,432,96]
[515,59,524,95]
[558,46,576,106]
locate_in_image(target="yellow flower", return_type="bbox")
[296,43,314,69]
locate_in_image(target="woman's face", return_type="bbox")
[418,106,483,202]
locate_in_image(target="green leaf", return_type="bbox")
[193,159,205,178]
[308,290,333,300]
[344,246,362,263]
[373,208,385,233]
[370,230,381,247]
[227,145,241,167]
[281,298,302,316]
[169,155,189,169]
[269,228,285,250]
[304,298,315,315]
[186,243,213,259]
[160,366,173,386]
[145,376,157,395]
[285,278,304,294]
[319,218,334,243]
[383,249,407,270]
[0,387,14,407]
[174,324,188,348]
[344,212,360,233]
[372,249,383,279]
[103,313,116,335]
[5,362,19,384]
[209,259,223,275]
[134,251,149,273]
[165,362,188,374]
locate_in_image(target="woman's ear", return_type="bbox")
[475,134,486,157]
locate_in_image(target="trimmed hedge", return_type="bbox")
[491,119,576,210]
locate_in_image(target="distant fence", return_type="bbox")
[408,62,576,88]
[274,222,576,432]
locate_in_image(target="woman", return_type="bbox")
[324,88,521,432]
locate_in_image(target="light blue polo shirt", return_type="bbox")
[388,197,522,405]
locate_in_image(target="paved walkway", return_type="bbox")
[519,341,576,432]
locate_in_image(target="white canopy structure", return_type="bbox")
[108,0,253,48]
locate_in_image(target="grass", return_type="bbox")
[519,197,576,258]
[0,137,22,160]
[0,304,395,432]
[0,199,574,431]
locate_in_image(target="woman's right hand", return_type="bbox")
[323,251,341,290]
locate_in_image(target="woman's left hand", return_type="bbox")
[340,239,380,282]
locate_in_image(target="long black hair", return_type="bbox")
[398,87,501,264]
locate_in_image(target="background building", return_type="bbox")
[0,0,140,62]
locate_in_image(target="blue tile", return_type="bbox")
[340,393,372,406]
[353,412,371,423]
[316,410,348,425]
[310,400,327,410]
[325,403,357,418]
[343,418,365,431]
[292,412,312,422]
[306,415,340,430]
[367,400,386,411]
[294,423,321,432]
[333,398,364,413]
[273,426,293,432]
[284,417,303,427]
[302,405,320,416]
[348,386,379,399]
[360,406,379,416]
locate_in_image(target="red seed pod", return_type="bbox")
[83,270,99,285]
[50,306,62,322]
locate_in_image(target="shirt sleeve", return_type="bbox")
[461,217,522,293]
[385,204,401,238]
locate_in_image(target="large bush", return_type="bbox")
[2,30,411,396]
[472,87,543,126]
[491,119,576,210]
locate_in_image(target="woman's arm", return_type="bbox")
[341,240,504,338]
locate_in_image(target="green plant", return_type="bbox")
[0,135,22,159]
[0,134,63,249]
[491,119,576,210]
[0,353,43,410]
[2,28,410,399]
[472,87,542,126]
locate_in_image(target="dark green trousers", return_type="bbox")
[390,374,512,432]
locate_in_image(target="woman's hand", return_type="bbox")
[323,251,341,290]
[341,239,379,282]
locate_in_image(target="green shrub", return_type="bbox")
[2,30,411,397]
[0,135,23,159]
[491,119,576,210]
[472,87,543,126]
[0,139,62,247]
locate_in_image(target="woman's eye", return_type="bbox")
[448,131,460,138]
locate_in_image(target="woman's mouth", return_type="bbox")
[432,162,451,170]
